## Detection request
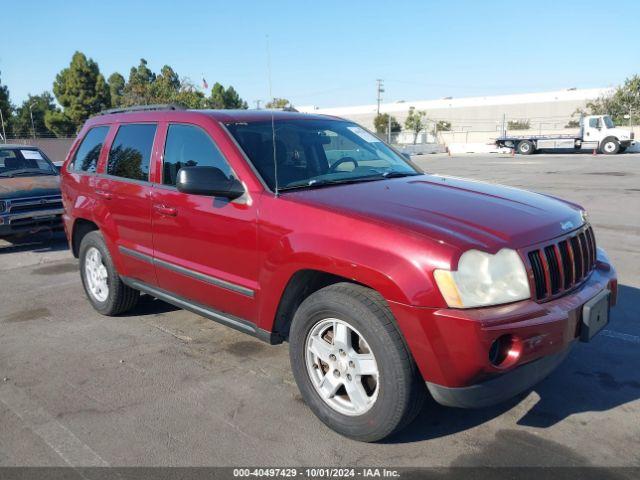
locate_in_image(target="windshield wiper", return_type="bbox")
[380,171,421,178]
[278,171,421,192]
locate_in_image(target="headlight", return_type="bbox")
[434,249,531,308]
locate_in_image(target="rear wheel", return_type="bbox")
[600,137,620,155]
[79,231,139,315]
[289,283,425,442]
[516,140,535,155]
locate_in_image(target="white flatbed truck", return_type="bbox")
[495,115,635,155]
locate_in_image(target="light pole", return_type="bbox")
[376,79,384,115]
[28,103,36,139]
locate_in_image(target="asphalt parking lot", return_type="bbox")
[0,153,638,467]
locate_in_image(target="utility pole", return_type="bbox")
[0,108,6,143]
[29,103,36,139]
[255,100,261,110]
[376,79,384,115]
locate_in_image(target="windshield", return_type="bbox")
[0,148,57,177]
[603,115,615,129]
[224,119,419,191]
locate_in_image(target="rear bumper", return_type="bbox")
[426,343,572,408]
[389,249,617,404]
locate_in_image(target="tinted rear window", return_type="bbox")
[73,126,109,172]
[107,124,157,181]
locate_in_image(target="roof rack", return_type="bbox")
[99,104,186,115]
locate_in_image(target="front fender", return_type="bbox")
[255,228,448,332]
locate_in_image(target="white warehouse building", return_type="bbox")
[298,87,611,145]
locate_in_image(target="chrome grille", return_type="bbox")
[7,195,63,214]
[527,226,597,301]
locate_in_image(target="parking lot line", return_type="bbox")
[601,329,640,344]
[0,383,109,467]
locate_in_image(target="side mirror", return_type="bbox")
[401,152,412,160]
[176,166,244,200]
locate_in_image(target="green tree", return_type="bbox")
[585,75,640,124]
[435,120,451,132]
[373,113,401,135]
[265,97,291,109]
[224,86,248,109]
[207,83,248,109]
[108,72,126,107]
[404,107,427,144]
[208,83,227,109]
[44,110,77,137]
[173,79,206,109]
[0,71,14,140]
[52,51,110,128]
[565,119,580,129]
[123,59,156,105]
[12,92,58,137]
[151,65,181,102]
[507,119,530,130]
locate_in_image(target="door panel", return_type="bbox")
[151,187,259,321]
[94,123,158,285]
[95,176,155,284]
[151,122,259,322]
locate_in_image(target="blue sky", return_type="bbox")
[3,0,639,108]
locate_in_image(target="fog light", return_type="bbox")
[489,335,521,367]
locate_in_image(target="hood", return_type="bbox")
[610,128,633,140]
[0,175,61,200]
[284,174,585,251]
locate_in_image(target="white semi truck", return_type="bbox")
[495,115,635,155]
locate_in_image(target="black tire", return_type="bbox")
[618,146,627,154]
[79,231,139,315]
[516,140,535,155]
[289,282,425,442]
[600,137,620,155]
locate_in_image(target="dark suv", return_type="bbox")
[60,106,617,441]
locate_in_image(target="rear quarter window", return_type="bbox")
[107,124,157,181]
[72,126,110,173]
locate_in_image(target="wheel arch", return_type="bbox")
[270,269,373,340]
[71,217,99,258]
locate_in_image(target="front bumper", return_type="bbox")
[426,342,572,408]
[389,249,617,407]
[0,208,64,237]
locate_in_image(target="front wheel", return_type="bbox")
[289,283,425,442]
[600,138,620,155]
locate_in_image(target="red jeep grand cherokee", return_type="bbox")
[60,106,617,442]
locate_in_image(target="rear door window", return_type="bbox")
[73,126,110,173]
[107,124,157,181]
[162,124,234,186]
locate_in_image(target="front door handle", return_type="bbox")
[95,190,113,200]
[154,204,178,216]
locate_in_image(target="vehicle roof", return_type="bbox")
[84,108,343,128]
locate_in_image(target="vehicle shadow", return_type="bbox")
[126,294,180,316]
[384,283,640,444]
[0,230,68,254]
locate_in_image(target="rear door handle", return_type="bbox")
[95,190,113,200]
[154,204,178,216]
